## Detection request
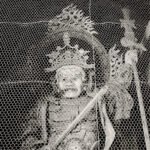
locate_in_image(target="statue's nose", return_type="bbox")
[65,79,74,85]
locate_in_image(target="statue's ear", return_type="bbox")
[86,70,96,95]
[51,76,60,95]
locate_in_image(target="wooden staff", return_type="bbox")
[132,61,150,149]
[49,85,108,150]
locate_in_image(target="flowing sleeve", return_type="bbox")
[101,84,134,150]
[21,101,48,150]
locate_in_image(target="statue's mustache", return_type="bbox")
[63,88,78,91]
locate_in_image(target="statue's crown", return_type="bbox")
[45,32,94,72]
[45,4,97,72]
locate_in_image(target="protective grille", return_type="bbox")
[1,0,150,150]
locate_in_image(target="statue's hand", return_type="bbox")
[125,50,138,65]
[37,145,51,150]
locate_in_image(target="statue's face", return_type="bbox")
[56,66,85,98]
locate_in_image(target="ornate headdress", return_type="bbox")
[33,4,109,83]
[45,32,94,72]
[47,4,97,35]
[44,4,101,72]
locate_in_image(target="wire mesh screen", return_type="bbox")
[1,0,150,150]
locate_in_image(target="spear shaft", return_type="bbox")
[132,61,150,149]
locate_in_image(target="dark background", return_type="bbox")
[1,0,150,149]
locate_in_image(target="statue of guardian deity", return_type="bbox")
[21,4,108,150]
[44,32,98,150]
[20,4,137,150]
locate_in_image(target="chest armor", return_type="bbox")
[48,96,98,149]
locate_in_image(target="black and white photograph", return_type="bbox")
[1,0,150,150]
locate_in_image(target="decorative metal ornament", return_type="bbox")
[109,44,123,80]
[120,8,146,52]
[48,4,98,35]
[38,4,109,83]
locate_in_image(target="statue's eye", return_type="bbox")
[72,77,77,81]
[62,78,66,81]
